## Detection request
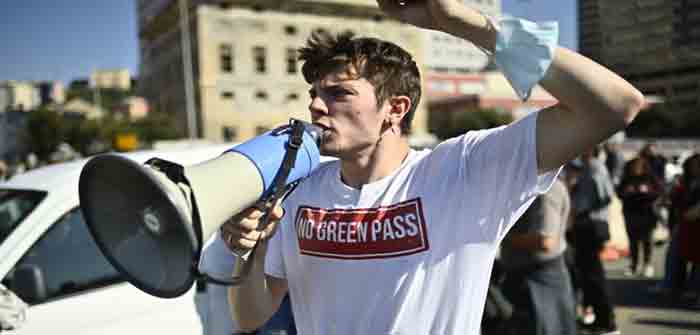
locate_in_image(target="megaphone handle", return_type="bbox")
[227,208,274,261]
[201,120,306,286]
[203,238,260,286]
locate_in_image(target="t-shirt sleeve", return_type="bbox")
[433,111,560,243]
[471,111,560,241]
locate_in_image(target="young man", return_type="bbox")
[223,1,644,334]
[568,149,618,333]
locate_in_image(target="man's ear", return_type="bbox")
[387,95,411,128]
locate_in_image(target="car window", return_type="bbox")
[3,207,123,304]
[0,189,46,243]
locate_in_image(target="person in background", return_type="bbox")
[500,177,577,335]
[196,232,296,335]
[0,160,7,182]
[670,153,700,308]
[569,149,619,334]
[617,157,663,278]
[639,143,667,185]
[603,141,625,188]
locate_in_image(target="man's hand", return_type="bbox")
[220,204,284,252]
[376,0,457,31]
[376,0,496,51]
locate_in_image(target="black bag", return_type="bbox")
[573,217,610,249]
[482,284,514,335]
[590,218,610,244]
[482,261,513,334]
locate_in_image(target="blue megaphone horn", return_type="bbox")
[79,119,322,298]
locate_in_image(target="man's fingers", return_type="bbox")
[220,202,285,252]
[270,204,285,220]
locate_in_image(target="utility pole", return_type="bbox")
[90,68,101,112]
[179,0,198,139]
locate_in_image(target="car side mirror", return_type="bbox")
[13,265,48,304]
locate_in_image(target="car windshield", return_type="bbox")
[0,189,47,243]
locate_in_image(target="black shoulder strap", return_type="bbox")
[144,157,205,274]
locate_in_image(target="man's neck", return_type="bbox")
[339,136,411,189]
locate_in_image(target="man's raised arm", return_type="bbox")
[378,0,645,172]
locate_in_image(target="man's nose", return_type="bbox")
[308,96,328,118]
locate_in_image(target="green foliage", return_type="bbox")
[130,112,183,143]
[23,107,183,159]
[65,87,133,112]
[429,108,514,140]
[24,108,65,161]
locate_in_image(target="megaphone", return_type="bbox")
[79,119,321,298]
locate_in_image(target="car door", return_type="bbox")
[1,207,202,335]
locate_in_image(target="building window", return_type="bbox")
[286,48,298,74]
[284,25,297,35]
[221,91,234,99]
[313,28,328,36]
[220,44,233,73]
[222,126,237,141]
[286,93,299,101]
[255,90,268,100]
[253,46,267,74]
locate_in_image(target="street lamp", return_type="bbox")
[179,0,198,139]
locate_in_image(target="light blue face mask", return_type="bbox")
[493,17,559,101]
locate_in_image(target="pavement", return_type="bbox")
[576,197,699,335]
[603,242,700,335]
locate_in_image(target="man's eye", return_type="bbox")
[332,89,350,97]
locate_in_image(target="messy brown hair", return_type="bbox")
[299,31,422,134]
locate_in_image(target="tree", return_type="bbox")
[24,108,64,161]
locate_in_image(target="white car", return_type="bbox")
[0,144,237,334]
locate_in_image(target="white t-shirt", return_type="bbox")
[265,111,559,335]
[196,232,240,335]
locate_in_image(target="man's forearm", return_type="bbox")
[434,5,496,52]
[540,47,642,126]
[228,243,281,331]
[441,8,641,126]
[506,232,555,252]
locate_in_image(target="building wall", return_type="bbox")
[90,69,132,90]
[38,81,66,105]
[579,0,700,113]
[139,1,428,143]
[0,81,41,111]
[424,0,501,74]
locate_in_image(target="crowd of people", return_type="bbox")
[484,142,700,335]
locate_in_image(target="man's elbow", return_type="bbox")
[617,89,645,126]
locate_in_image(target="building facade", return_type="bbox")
[0,81,41,112]
[423,0,501,75]
[90,69,132,90]
[579,0,700,114]
[37,81,66,105]
[137,0,428,142]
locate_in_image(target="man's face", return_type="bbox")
[308,69,388,158]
